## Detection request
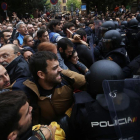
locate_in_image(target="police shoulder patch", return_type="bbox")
[107,57,113,61]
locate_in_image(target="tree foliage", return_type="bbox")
[0,0,49,17]
[66,0,82,12]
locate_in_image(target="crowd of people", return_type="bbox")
[1,7,140,140]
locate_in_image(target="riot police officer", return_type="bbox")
[70,60,140,140]
[94,21,116,61]
[101,30,129,68]
[126,19,140,61]
[119,21,128,45]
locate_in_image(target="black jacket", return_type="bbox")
[70,91,140,140]
[105,47,130,68]
[6,55,31,83]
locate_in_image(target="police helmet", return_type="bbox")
[127,19,138,29]
[85,60,124,98]
[136,14,140,22]
[101,21,116,31]
[102,30,122,53]
[100,21,116,37]
[121,21,128,28]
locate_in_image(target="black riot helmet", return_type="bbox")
[85,60,124,98]
[127,19,138,29]
[102,30,122,53]
[121,21,128,29]
[136,14,140,22]
[100,21,116,37]
[101,21,116,30]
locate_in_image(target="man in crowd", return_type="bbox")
[0,29,12,46]
[48,19,63,43]
[16,21,28,45]
[0,44,31,83]
[0,90,56,140]
[57,38,74,69]
[63,22,76,38]
[23,51,86,124]
[34,29,49,52]
[75,29,94,68]
[27,24,35,37]
[0,64,10,90]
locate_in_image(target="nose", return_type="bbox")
[58,66,62,72]
[0,57,4,63]
[29,106,33,114]
[4,75,9,81]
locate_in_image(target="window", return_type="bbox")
[63,0,66,3]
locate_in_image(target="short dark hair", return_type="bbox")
[63,22,75,34]
[37,29,46,38]
[21,48,32,56]
[76,29,87,39]
[57,38,73,51]
[0,91,27,139]
[48,19,60,31]
[29,51,58,80]
[1,29,11,38]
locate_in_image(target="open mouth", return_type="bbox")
[4,82,10,87]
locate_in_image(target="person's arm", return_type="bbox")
[32,124,56,140]
[76,61,88,74]
[61,69,86,90]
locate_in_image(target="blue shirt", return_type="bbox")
[57,51,68,70]
[17,33,24,45]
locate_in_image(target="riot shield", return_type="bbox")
[102,79,140,140]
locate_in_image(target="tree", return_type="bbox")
[0,0,50,18]
[66,0,82,12]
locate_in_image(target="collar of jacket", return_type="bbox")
[6,55,23,72]
[23,79,48,100]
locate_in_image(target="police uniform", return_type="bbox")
[70,91,140,140]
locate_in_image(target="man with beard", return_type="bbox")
[0,44,31,83]
[0,30,12,46]
[57,38,73,69]
[0,90,57,140]
[23,51,86,124]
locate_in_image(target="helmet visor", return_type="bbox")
[102,38,113,53]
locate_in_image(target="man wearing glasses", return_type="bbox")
[0,44,31,83]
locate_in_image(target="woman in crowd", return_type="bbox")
[22,35,35,53]
[65,49,88,75]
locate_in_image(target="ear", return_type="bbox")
[59,47,63,53]
[37,71,45,80]
[83,36,86,42]
[0,37,4,42]
[17,52,21,56]
[7,131,18,140]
